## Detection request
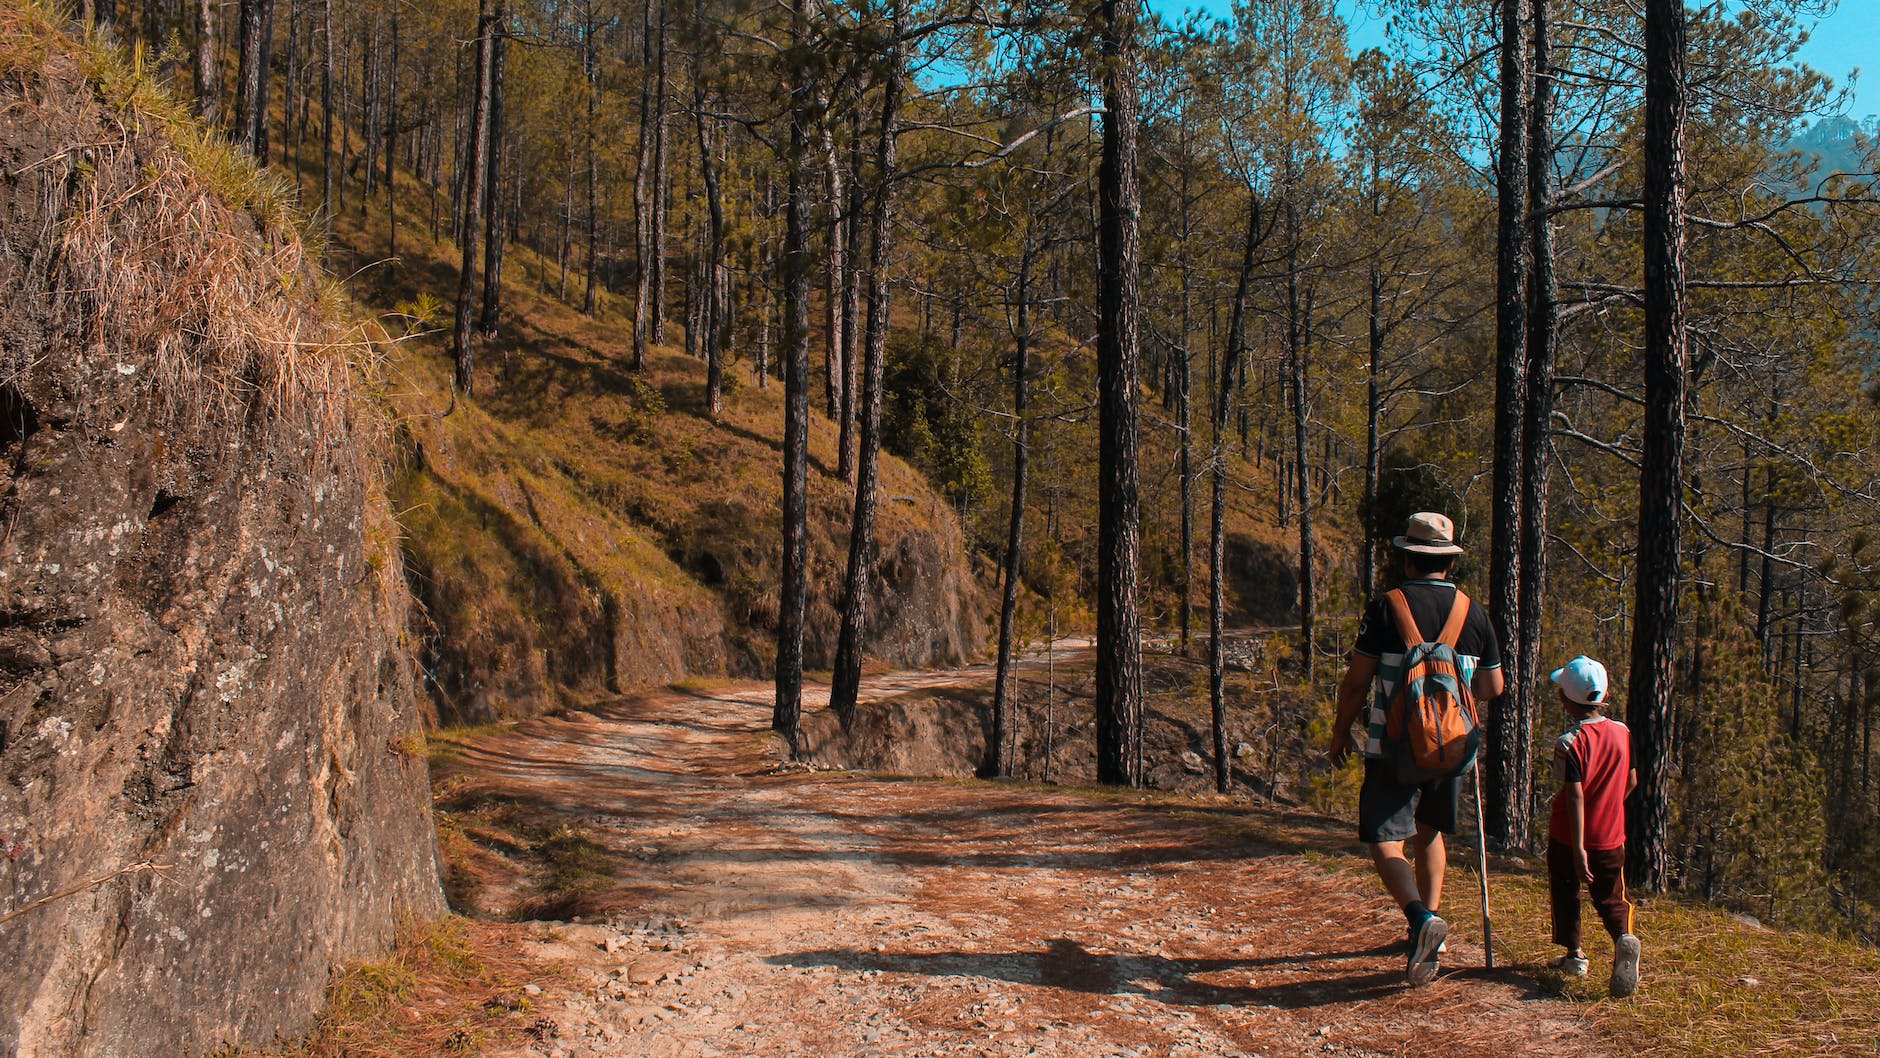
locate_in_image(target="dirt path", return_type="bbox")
[452,656,1603,1058]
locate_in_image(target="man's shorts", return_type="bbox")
[1358,758,1462,844]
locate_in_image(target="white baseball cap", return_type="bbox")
[1550,655,1609,706]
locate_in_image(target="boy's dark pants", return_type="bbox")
[1547,840,1634,949]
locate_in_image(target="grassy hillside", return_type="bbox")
[298,160,988,724]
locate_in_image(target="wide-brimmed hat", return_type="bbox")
[1392,512,1464,555]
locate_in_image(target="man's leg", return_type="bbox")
[1369,829,1444,910]
[1411,824,1446,911]
[1369,840,1423,909]
[1360,762,1446,985]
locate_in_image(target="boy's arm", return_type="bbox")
[1627,767,1638,797]
[1554,746,1594,883]
[1561,780,1594,883]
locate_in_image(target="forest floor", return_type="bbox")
[403,648,1624,1058]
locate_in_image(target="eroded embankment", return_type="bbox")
[0,9,441,1056]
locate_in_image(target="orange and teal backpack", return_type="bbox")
[1382,588,1482,783]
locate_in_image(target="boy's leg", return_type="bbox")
[1546,840,1584,953]
[1586,846,1635,941]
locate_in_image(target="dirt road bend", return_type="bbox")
[450,659,1601,1058]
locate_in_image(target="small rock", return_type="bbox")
[1739,976,1761,986]
[1314,1026,1332,1037]
[627,955,683,984]
[523,983,544,996]
[1179,751,1207,774]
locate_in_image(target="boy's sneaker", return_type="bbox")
[1548,953,1590,978]
[1610,934,1642,997]
[1406,914,1448,986]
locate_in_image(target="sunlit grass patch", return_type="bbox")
[234,917,555,1058]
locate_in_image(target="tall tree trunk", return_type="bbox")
[1486,0,1530,848]
[1627,0,1688,894]
[582,10,600,316]
[284,0,299,174]
[1509,0,1558,851]
[450,0,498,396]
[650,16,671,341]
[320,0,333,211]
[385,8,399,260]
[1178,153,1195,654]
[478,11,508,335]
[1362,264,1383,598]
[827,8,905,728]
[773,0,818,754]
[1213,195,1260,797]
[235,0,275,158]
[1094,0,1144,788]
[632,0,661,367]
[693,8,726,418]
[822,104,847,430]
[1288,244,1315,685]
[990,239,1033,779]
[840,107,865,482]
[195,0,216,124]
[360,13,377,203]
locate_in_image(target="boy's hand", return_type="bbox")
[1576,848,1594,884]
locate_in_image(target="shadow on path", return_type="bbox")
[770,937,1415,1010]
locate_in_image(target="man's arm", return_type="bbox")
[1473,664,1505,701]
[1626,767,1638,797]
[1327,654,1379,767]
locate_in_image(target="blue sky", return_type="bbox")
[1153,0,1880,118]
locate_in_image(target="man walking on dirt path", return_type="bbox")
[1327,512,1504,986]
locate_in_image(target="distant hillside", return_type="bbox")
[1787,114,1877,178]
[310,161,990,726]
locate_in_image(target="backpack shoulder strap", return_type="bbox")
[1436,590,1470,649]
[1383,589,1424,647]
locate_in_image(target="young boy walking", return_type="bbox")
[1546,655,1642,997]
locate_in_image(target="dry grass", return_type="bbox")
[0,0,386,474]
[229,916,557,1058]
[1202,804,1880,1058]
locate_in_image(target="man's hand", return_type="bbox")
[1327,729,1355,768]
[1329,656,1376,771]
[1576,848,1595,885]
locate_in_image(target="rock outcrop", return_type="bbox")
[0,11,442,1057]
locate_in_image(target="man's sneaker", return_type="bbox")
[1548,953,1590,978]
[1610,934,1642,997]
[1406,914,1448,986]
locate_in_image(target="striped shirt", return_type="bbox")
[1351,579,1502,760]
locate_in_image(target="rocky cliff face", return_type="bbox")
[0,11,443,1057]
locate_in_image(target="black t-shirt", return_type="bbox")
[1352,578,1502,669]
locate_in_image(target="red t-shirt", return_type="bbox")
[1549,715,1631,851]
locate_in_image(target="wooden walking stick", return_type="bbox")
[1474,763,1495,969]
